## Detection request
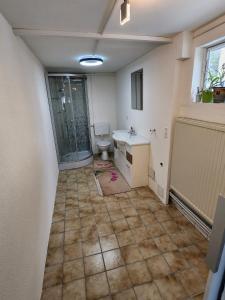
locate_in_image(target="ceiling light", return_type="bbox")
[79,57,103,67]
[120,0,130,26]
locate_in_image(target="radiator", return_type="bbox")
[170,117,225,225]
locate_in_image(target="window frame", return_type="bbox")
[203,41,225,89]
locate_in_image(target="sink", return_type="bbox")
[112,130,150,146]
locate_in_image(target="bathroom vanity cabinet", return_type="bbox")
[113,133,150,188]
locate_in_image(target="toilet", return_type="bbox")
[94,122,111,160]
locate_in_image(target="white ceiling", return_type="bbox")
[1,0,225,72]
[23,36,156,72]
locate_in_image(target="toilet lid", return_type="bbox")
[97,140,111,147]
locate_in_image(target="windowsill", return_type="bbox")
[179,101,225,125]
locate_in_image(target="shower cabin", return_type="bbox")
[47,74,93,170]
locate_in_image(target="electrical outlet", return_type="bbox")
[164,127,168,139]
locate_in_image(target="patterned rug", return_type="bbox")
[94,163,131,196]
[93,160,114,171]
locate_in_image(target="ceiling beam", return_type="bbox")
[93,0,118,54]
[13,28,172,43]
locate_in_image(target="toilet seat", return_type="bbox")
[97,140,111,147]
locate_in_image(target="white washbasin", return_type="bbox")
[112,130,150,146]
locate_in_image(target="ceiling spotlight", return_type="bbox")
[120,0,130,26]
[79,57,103,67]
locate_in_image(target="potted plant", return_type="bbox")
[201,64,225,103]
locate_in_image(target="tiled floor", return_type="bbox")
[41,163,209,300]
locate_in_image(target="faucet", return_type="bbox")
[128,126,136,136]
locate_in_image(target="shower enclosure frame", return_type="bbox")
[46,73,93,170]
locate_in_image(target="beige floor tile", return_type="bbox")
[86,272,109,300]
[154,209,171,222]
[146,223,165,238]
[81,225,98,241]
[138,239,160,259]
[106,201,121,211]
[103,249,124,270]
[126,216,143,229]
[122,207,138,217]
[43,264,63,289]
[155,274,187,300]
[48,233,64,249]
[94,204,108,214]
[170,232,192,248]
[127,261,152,285]
[116,230,135,247]
[154,235,177,252]
[84,253,105,276]
[192,293,204,300]
[46,247,64,266]
[63,258,84,283]
[79,207,93,217]
[109,210,124,221]
[64,242,83,261]
[83,239,101,256]
[53,211,65,223]
[196,239,209,255]
[54,201,65,210]
[140,213,156,226]
[163,250,189,272]
[137,188,154,198]
[119,199,133,208]
[194,259,209,282]
[136,208,152,215]
[112,219,129,233]
[132,226,151,243]
[107,266,132,294]
[146,255,171,279]
[116,192,129,199]
[65,230,81,245]
[42,164,209,299]
[112,288,136,300]
[134,282,162,300]
[51,221,65,234]
[65,208,79,220]
[100,234,119,252]
[120,244,143,264]
[63,278,86,300]
[176,268,205,297]
[41,284,62,300]
[65,199,78,210]
[97,223,114,237]
[161,220,180,234]
[95,213,111,224]
[166,206,182,218]
[65,217,81,232]
[149,201,164,213]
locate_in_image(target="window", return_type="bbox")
[131,69,143,110]
[204,43,225,89]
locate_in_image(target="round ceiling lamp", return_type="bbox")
[79,57,103,67]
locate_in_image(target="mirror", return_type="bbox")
[131,69,143,110]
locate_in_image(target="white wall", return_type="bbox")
[87,74,117,153]
[0,14,58,300]
[116,43,180,203]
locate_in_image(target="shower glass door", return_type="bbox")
[48,75,92,168]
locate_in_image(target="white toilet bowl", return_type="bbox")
[97,140,111,160]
